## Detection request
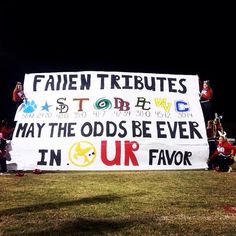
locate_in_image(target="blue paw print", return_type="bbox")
[22,100,37,113]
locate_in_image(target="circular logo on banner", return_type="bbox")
[68,141,96,167]
[94,97,112,110]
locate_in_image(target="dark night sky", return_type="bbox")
[0,2,235,133]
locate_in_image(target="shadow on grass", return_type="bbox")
[2,194,138,235]
[18,217,133,235]
[0,194,121,217]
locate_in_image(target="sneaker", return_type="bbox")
[228,167,233,173]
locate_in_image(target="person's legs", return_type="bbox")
[201,103,207,124]
[226,158,234,172]
[201,102,212,125]
[203,102,212,123]
[211,156,220,171]
[218,157,234,172]
[0,158,7,172]
[207,140,217,169]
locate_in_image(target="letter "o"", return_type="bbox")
[174,151,183,165]
[81,122,93,137]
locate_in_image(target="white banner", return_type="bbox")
[9,71,209,170]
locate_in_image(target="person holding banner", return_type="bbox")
[200,80,213,125]
[12,81,26,110]
[209,135,236,172]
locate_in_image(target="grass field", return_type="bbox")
[1,169,236,235]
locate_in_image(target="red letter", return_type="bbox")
[124,141,139,166]
[101,141,121,166]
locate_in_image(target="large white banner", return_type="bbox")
[10,71,209,171]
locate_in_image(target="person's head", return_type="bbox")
[203,80,210,88]
[16,81,23,90]
[218,135,226,144]
[207,120,214,128]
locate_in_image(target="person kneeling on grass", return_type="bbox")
[208,135,236,172]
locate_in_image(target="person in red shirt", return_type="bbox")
[200,80,213,125]
[209,135,236,172]
[12,81,26,110]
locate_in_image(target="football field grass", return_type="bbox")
[1,170,236,235]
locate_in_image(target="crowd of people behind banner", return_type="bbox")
[0,79,235,174]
